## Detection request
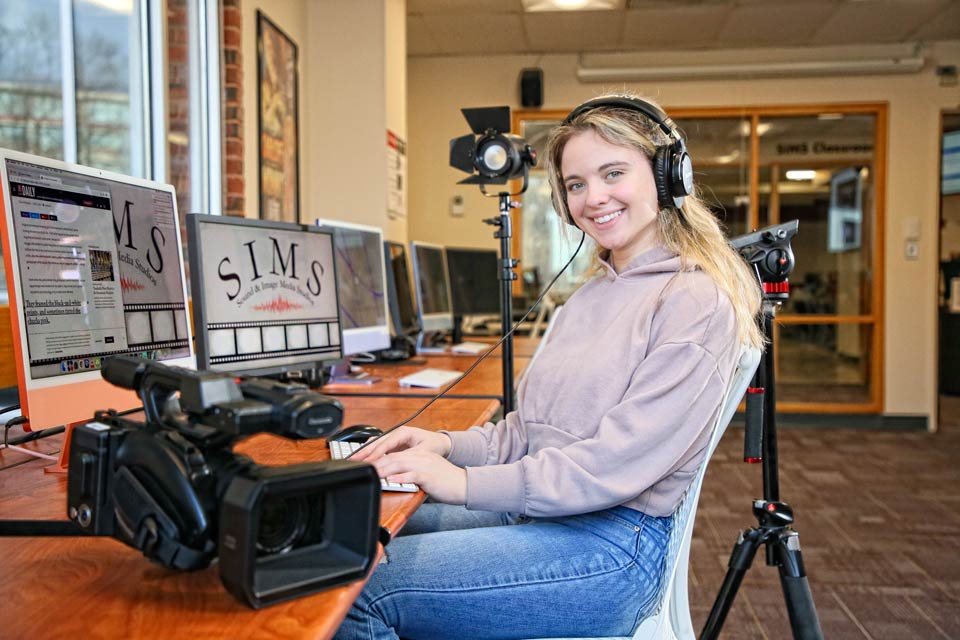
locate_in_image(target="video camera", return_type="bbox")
[730,219,798,291]
[66,356,381,609]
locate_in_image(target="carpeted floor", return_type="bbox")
[687,395,960,639]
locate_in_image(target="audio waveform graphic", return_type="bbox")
[253,296,305,313]
[121,277,145,291]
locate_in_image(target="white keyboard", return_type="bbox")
[328,440,420,493]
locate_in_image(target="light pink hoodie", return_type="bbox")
[444,246,740,518]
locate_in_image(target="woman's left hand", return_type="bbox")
[372,449,467,505]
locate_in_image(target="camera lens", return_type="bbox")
[256,494,309,555]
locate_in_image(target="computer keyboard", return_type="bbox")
[328,439,420,493]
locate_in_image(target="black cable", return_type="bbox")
[8,425,65,447]
[350,230,586,456]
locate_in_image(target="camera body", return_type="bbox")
[66,356,381,608]
[731,219,799,286]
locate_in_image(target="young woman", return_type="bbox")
[335,94,763,640]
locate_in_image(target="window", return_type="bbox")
[0,0,222,299]
[516,103,887,412]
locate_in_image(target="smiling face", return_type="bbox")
[561,130,661,272]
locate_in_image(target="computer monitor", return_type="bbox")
[445,247,500,317]
[187,214,342,377]
[827,167,863,253]
[315,219,391,357]
[383,240,420,337]
[410,241,453,334]
[0,149,194,431]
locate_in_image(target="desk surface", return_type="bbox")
[322,336,537,399]
[0,394,499,640]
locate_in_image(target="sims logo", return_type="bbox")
[217,237,325,302]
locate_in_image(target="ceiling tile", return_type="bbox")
[419,13,527,55]
[810,0,949,45]
[909,2,960,41]
[407,15,442,56]
[717,2,838,47]
[408,0,522,15]
[524,11,625,52]
[622,5,731,49]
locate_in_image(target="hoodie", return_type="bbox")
[443,245,740,518]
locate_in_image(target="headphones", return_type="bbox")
[560,95,694,222]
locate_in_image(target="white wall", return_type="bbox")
[245,0,406,237]
[408,42,960,421]
[240,0,308,220]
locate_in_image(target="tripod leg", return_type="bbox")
[699,528,765,640]
[774,531,824,640]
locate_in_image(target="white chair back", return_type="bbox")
[528,344,762,640]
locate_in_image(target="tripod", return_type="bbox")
[700,284,824,640]
[482,191,519,414]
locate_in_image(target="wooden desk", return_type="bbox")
[322,340,535,400]
[0,394,498,640]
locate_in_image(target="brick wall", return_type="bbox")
[167,0,190,218]
[222,0,244,217]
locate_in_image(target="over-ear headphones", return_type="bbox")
[561,95,694,217]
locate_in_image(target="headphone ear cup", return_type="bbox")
[653,146,674,209]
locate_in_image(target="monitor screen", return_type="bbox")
[445,247,500,316]
[187,214,342,375]
[384,241,419,336]
[315,219,391,356]
[827,167,863,253]
[0,149,194,430]
[410,241,453,333]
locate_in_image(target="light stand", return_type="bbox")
[701,220,823,640]
[483,192,520,413]
[448,105,537,416]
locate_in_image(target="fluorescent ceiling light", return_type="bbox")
[523,0,623,11]
[785,170,816,181]
[577,55,924,82]
[818,113,844,120]
[738,122,773,137]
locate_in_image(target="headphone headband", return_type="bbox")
[559,95,694,213]
[562,96,681,143]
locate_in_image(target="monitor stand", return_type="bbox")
[327,360,381,385]
[416,330,449,354]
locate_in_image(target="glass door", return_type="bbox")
[516,104,886,413]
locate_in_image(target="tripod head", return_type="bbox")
[730,220,798,301]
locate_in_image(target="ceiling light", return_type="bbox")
[577,55,924,81]
[737,122,774,137]
[818,113,844,121]
[785,170,816,181]
[522,0,623,12]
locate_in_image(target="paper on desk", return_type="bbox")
[398,368,462,388]
[450,341,490,355]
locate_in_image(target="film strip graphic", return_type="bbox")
[206,316,341,365]
[124,302,189,349]
[31,339,190,367]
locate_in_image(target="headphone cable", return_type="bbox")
[350,229,587,454]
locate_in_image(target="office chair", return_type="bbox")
[528,344,762,640]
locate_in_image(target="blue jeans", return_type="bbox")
[334,503,672,640]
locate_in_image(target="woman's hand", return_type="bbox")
[372,449,467,505]
[349,426,451,463]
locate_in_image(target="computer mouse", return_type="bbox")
[328,424,385,443]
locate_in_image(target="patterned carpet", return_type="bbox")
[687,396,960,639]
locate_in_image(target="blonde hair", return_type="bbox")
[546,95,764,348]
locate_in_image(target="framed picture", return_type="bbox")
[257,11,299,222]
